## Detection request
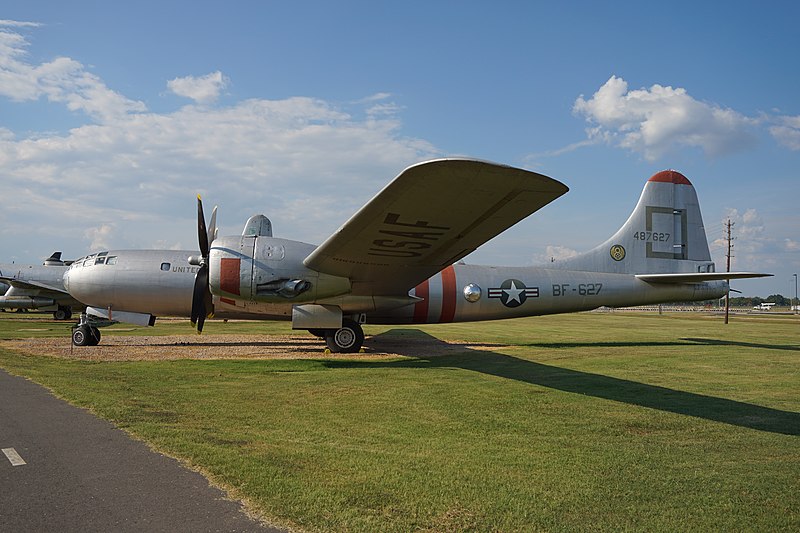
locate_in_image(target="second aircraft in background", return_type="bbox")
[0,252,80,320]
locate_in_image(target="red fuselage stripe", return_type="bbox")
[413,279,429,323]
[439,265,457,323]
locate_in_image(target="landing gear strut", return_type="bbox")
[323,318,364,353]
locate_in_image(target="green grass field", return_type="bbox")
[0,311,798,532]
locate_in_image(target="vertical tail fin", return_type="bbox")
[552,170,717,275]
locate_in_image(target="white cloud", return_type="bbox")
[0,24,439,257]
[533,245,579,265]
[573,76,757,161]
[524,139,597,166]
[84,224,116,251]
[0,93,439,252]
[0,25,146,122]
[783,238,800,252]
[0,20,43,28]
[713,208,764,251]
[710,208,780,273]
[769,115,800,150]
[167,71,229,104]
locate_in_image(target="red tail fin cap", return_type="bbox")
[648,170,692,185]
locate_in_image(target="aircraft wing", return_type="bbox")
[304,158,569,295]
[636,272,773,283]
[0,277,68,294]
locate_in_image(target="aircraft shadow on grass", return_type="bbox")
[329,330,800,437]
[682,338,800,352]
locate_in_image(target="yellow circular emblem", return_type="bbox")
[610,244,626,261]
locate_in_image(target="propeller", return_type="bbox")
[190,195,216,333]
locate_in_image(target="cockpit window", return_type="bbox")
[95,257,106,265]
[106,256,117,265]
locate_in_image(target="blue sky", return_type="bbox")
[1,1,798,297]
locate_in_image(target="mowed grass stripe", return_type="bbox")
[0,312,797,531]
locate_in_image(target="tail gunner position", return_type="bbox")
[63,159,769,351]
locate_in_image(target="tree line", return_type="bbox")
[671,294,797,307]
[728,294,796,307]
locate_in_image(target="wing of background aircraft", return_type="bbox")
[0,277,69,295]
[304,158,569,295]
[0,274,79,319]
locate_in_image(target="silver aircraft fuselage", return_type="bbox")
[63,251,197,317]
[61,160,768,352]
[63,248,727,324]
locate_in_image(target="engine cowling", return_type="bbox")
[208,235,351,302]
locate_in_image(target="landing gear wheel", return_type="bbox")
[325,318,364,353]
[72,325,91,346]
[72,325,101,346]
[54,308,67,320]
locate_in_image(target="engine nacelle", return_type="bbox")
[0,296,56,309]
[208,235,351,302]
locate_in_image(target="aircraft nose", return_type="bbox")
[62,261,90,299]
[62,269,71,291]
[63,261,98,305]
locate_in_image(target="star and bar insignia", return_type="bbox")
[488,278,539,308]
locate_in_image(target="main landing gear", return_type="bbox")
[54,305,73,321]
[308,318,364,353]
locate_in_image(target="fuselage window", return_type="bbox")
[161,262,171,271]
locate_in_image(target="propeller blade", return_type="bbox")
[196,306,207,333]
[197,195,209,259]
[203,280,214,321]
[192,196,215,334]
[190,264,208,330]
[208,205,217,246]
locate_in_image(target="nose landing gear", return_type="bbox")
[71,313,102,346]
[72,324,101,346]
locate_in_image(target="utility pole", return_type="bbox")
[724,219,734,324]
[794,273,798,315]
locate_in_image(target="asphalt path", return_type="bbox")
[0,369,284,532]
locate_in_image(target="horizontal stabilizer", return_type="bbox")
[636,272,773,284]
